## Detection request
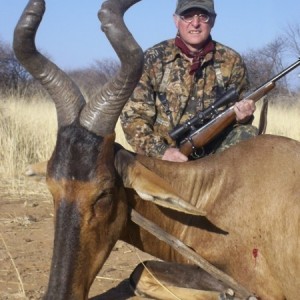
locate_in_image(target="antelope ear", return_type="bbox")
[115,150,206,216]
[25,160,48,177]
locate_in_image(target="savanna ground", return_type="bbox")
[0,95,300,299]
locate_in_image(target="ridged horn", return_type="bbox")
[13,0,85,128]
[79,0,144,136]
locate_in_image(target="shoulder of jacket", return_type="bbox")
[213,41,244,61]
[144,39,178,64]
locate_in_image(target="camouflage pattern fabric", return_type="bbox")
[120,38,257,158]
[215,124,258,153]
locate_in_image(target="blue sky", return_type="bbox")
[1,0,300,74]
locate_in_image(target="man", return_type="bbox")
[121,0,257,162]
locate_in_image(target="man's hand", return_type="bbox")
[234,99,256,123]
[162,147,188,162]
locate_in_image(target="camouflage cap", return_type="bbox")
[175,0,216,16]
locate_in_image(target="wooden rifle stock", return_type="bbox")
[178,58,300,157]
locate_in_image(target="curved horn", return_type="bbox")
[80,0,144,136]
[13,0,85,128]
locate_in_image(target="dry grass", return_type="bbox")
[0,95,132,181]
[0,94,299,183]
[0,95,57,179]
[253,95,300,140]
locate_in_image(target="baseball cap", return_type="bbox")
[175,0,216,16]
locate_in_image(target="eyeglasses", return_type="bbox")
[179,13,210,24]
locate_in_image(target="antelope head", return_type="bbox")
[13,0,143,299]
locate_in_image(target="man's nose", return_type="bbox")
[190,16,201,26]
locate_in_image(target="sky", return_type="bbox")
[0,0,300,85]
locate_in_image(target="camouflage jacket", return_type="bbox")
[120,38,250,158]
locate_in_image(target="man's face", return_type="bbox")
[174,8,215,51]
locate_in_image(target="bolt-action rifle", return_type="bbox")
[169,58,300,157]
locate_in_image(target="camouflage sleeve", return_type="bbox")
[228,53,250,99]
[235,56,255,125]
[225,51,254,125]
[120,55,168,158]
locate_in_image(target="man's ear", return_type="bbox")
[173,14,180,29]
[210,14,216,28]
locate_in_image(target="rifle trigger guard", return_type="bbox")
[187,137,205,159]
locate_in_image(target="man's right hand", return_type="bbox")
[162,147,188,162]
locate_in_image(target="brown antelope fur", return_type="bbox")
[13,0,299,299]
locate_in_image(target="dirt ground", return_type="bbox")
[0,177,154,300]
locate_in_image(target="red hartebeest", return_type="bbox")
[14,0,300,299]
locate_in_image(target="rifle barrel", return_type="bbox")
[253,58,300,92]
[271,58,300,82]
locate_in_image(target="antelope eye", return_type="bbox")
[93,189,113,212]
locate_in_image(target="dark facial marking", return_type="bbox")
[48,122,103,181]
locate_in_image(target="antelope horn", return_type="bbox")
[13,0,85,128]
[80,0,144,136]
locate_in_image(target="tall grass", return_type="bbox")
[0,94,299,180]
[0,95,132,180]
[0,96,57,179]
[254,98,300,139]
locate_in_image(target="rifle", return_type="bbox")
[169,58,300,157]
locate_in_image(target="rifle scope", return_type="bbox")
[169,87,238,140]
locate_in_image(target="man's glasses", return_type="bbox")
[179,13,210,24]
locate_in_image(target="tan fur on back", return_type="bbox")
[129,134,300,299]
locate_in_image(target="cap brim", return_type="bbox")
[176,5,215,15]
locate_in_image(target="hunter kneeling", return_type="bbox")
[121,0,257,162]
